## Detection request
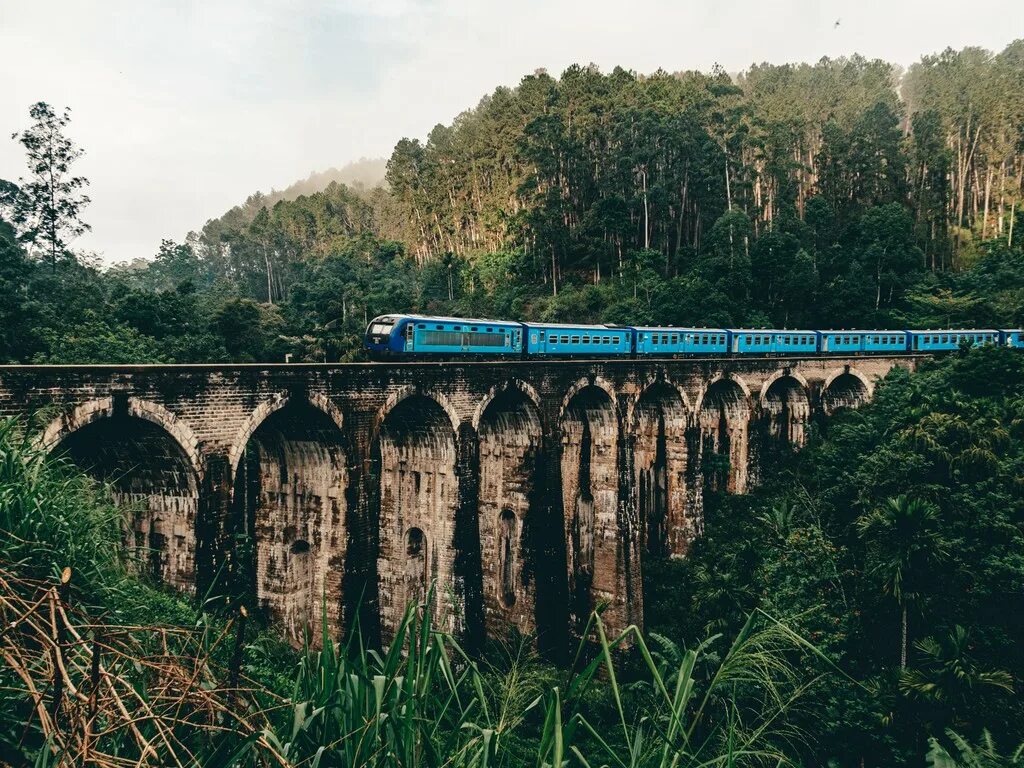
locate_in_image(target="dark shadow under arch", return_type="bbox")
[699,379,751,494]
[52,413,200,591]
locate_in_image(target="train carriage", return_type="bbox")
[635,327,728,356]
[999,330,1024,348]
[522,322,631,356]
[820,330,911,354]
[365,314,523,358]
[908,329,998,352]
[729,330,819,355]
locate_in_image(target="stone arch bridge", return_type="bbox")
[0,355,916,652]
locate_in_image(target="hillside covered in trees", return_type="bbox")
[2,42,1024,363]
[1,39,1024,768]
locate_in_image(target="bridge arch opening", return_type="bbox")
[232,399,347,645]
[699,378,751,494]
[633,381,691,558]
[50,408,200,591]
[477,385,542,636]
[823,372,870,414]
[762,375,812,448]
[376,394,458,643]
[560,384,618,633]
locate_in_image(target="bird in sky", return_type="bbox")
[834,18,841,28]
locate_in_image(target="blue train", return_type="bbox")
[364,314,1024,359]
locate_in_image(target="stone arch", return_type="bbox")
[632,380,694,558]
[560,383,619,633]
[822,367,872,414]
[375,393,459,644]
[472,379,542,432]
[477,382,543,636]
[375,384,461,438]
[559,376,618,418]
[760,372,812,448]
[227,391,345,474]
[45,397,201,591]
[698,376,752,494]
[230,395,348,645]
[41,397,202,479]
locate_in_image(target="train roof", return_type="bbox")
[818,329,907,334]
[520,322,623,331]
[633,326,729,332]
[727,328,819,334]
[376,314,521,326]
[906,328,999,334]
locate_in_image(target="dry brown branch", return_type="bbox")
[0,566,287,767]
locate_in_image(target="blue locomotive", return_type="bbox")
[364,314,1024,360]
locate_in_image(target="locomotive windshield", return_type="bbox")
[368,317,395,335]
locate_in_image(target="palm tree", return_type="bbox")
[927,728,1024,767]
[901,625,1014,727]
[856,495,949,668]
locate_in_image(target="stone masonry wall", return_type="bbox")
[0,355,915,652]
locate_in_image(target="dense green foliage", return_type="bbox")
[2,42,1024,363]
[645,347,1024,765]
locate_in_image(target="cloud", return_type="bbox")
[1,0,1020,264]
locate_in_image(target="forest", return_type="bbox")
[2,43,1024,363]
[1,41,1023,767]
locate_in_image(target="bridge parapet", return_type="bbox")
[0,355,917,652]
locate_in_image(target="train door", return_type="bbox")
[461,332,470,352]
[405,322,415,351]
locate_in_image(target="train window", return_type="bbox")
[582,336,590,344]
[571,336,580,344]
[539,331,545,340]
[436,324,443,330]
[561,335,569,344]
[671,334,678,344]
[701,334,709,344]
[471,326,478,332]
[417,323,426,329]
[454,325,462,331]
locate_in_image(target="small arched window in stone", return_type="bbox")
[498,509,517,607]
[405,527,427,604]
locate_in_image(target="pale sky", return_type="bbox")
[1,0,1021,265]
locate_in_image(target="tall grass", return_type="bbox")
[0,416,823,766]
[0,418,125,592]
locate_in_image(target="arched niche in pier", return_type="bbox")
[698,377,752,494]
[633,380,692,558]
[560,382,619,634]
[230,397,347,645]
[476,382,543,637]
[374,393,459,644]
[761,373,812,448]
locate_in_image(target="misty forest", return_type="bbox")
[2,41,1024,767]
